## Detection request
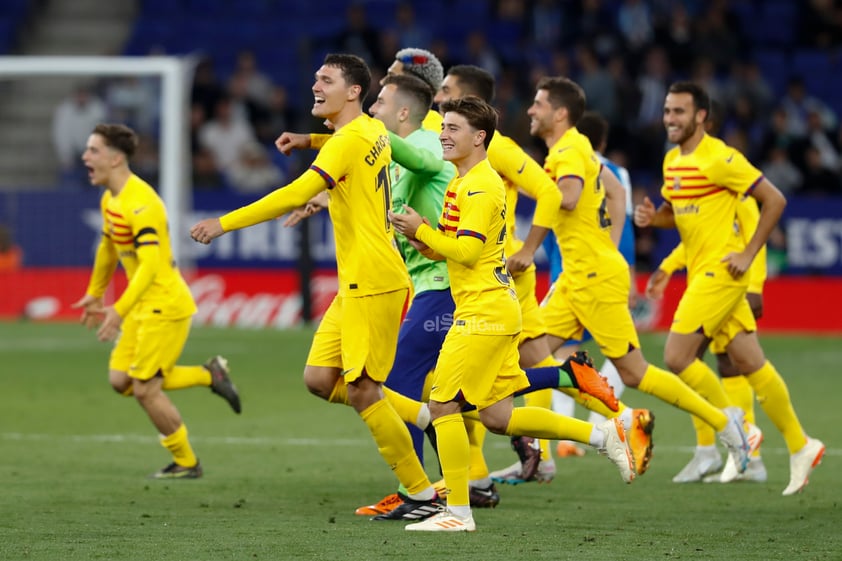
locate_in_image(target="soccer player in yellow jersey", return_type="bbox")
[436,65,634,484]
[191,54,441,516]
[390,96,635,533]
[649,197,768,484]
[72,124,241,479]
[635,81,824,495]
[529,76,762,478]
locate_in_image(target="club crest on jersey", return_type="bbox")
[673,176,681,190]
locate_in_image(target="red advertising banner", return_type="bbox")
[1,268,840,333]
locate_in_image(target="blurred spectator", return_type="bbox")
[780,76,837,137]
[133,133,160,186]
[799,0,842,48]
[464,31,503,79]
[800,146,842,196]
[720,95,765,159]
[805,110,841,171]
[575,43,618,124]
[761,146,803,196]
[652,2,694,71]
[766,226,788,277]
[52,85,107,183]
[724,60,774,117]
[574,0,621,56]
[0,224,22,272]
[191,57,223,125]
[689,57,723,106]
[692,0,741,70]
[198,95,258,174]
[761,106,807,169]
[225,141,285,194]
[106,76,159,135]
[231,50,274,109]
[394,1,430,48]
[530,0,566,49]
[633,46,671,169]
[227,73,270,134]
[256,85,296,145]
[617,0,653,52]
[330,3,383,67]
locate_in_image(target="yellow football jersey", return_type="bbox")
[310,114,409,297]
[89,174,196,319]
[421,109,443,133]
[544,127,627,288]
[488,132,561,270]
[417,159,521,335]
[661,134,763,282]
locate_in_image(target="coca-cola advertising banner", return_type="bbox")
[2,191,842,274]
[2,268,840,333]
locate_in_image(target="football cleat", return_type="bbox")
[717,407,751,475]
[560,351,619,412]
[627,409,655,475]
[782,437,825,496]
[469,483,500,508]
[432,478,448,498]
[556,441,586,458]
[150,461,203,480]
[672,446,723,483]
[490,459,556,485]
[510,436,542,482]
[372,494,442,521]
[596,418,635,483]
[405,509,476,532]
[355,493,403,516]
[704,455,767,483]
[205,355,242,414]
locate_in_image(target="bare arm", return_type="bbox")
[601,166,626,247]
[721,179,786,279]
[634,196,675,229]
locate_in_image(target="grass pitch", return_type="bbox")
[1,322,839,561]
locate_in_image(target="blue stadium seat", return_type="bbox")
[753,49,789,96]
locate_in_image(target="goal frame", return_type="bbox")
[0,55,192,260]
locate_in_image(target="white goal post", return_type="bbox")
[0,55,192,260]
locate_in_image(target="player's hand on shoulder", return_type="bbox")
[634,196,655,227]
[275,132,311,155]
[190,218,224,245]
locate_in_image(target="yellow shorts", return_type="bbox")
[110,313,192,380]
[306,289,408,383]
[512,268,545,345]
[541,272,640,359]
[672,277,756,352]
[430,328,529,410]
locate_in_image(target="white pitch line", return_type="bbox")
[1,432,838,456]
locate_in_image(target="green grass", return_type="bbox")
[1,322,839,561]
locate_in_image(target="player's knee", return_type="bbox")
[108,371,132,396]
[303,367,337,401]
[663,350,692,374]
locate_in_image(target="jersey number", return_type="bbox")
[598,197,612,229]
[375,165,392,231]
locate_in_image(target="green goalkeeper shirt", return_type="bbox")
[389,128,455,295]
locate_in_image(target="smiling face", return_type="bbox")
[439,110,482,165]
[368,83,403,133]
[311,64,357,120]
[81,133,121,187]
[434,74,465,106]
[663,92,705,146]
[527,88,556,140]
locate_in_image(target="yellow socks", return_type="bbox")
[744,361,807,453]
[163,365,211,391]
[359,399,430,495]
[465,417,489,481]
[160,423,198,467]
[328,379,350,405]
[505,406,592,444]
[433,413,470,507]
[678,359,730,409]
[523,389,553,461]
[638,364,728,431]
[383,387,426,427]
[722,376,755,425]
